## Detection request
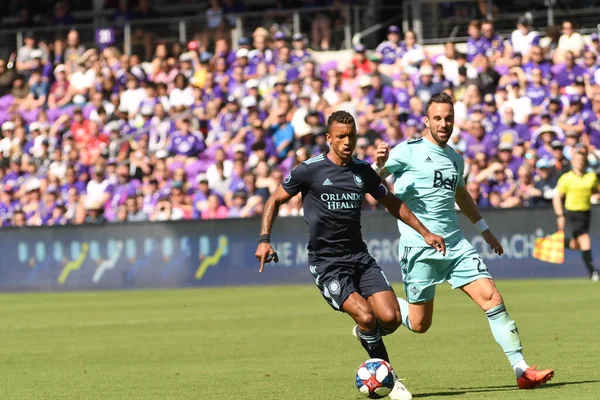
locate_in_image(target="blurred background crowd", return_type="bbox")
[0,0,599,227]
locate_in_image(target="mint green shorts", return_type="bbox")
[399,238,492,304]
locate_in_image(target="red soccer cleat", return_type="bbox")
[517,365,555,389]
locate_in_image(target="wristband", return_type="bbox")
[556,214,564,218]
[474,219,489,234]
[371,162,384,174]
[258,234,271,244]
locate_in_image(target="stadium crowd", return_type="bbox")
[0,14,599,227]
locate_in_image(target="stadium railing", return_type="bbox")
[0,5,362,59]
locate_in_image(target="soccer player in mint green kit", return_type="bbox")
[372,92,554,390]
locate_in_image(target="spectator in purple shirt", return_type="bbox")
[244,119,277,161]
[497,142,524,179]
[394,75,412,117]
[464,115,498,159]
[557,95,585,138]
[534,125,562,159]
[580,50,598,82]
[273,46,299,82]
[489,167,516,205]
[376,25,403,75]
[0,187,14,224]
[248,34,274,69]
[216,95,245,136]
[168,117,206,158]
[526,68,550,113]
[214,38,237,67]
[554,51,585,87]
[227,66,247,100]
[367,73,396,121]
[522,46,552,81]
[483,94,501,126]
[232,48,255,78]
[213,57,230,87]
[466,20,485,63]
[543,96,563,123]
[192,173,212,218]
[290,34,312,66]
[226,189,262,218]
[406,97,426,132]
[480,20,505,63]
[584,94,600,150]
[494,106,531,145]
[108,163,141,218]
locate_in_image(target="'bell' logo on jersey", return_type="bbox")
[433,170,458,191]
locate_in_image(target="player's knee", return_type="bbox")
[377,308,402,331]
[482,287,503,310]
[410,318,432,334]
[354,310,377,331]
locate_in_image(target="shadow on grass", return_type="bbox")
[413,391,466,398]
[540,380,600,389]
[413,380,600,398]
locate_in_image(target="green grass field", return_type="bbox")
[0,279,599,400]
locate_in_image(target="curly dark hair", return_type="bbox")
[327,110,356,132]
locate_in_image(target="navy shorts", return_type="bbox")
[308,252,394,312]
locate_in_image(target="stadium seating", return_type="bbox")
[0,3,598,227]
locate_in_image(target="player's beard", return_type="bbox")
[429,126,450,146]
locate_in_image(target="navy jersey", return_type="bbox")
[282,152,388,258]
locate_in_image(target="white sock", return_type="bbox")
[512,359,529,378]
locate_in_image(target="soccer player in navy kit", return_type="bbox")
[255,111,446,400]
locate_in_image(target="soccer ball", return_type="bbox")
[355,358,397,398]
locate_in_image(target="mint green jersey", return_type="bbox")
[384,137,466,247]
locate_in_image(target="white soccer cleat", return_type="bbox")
[592,271,599,282]
[388,378,413,400]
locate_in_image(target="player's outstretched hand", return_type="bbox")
[424,233,446,256]
[482,230,504,255]
[255,243,279,273]
[375,142,390,167]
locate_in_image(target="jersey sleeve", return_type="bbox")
[556,174,568,194]
[282,162,310,197]
[362,165,388,200]
[384,142,411,175]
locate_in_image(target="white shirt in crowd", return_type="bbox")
[206,160,233,187]
[169,87,194,108]
[499,97,533,124]
[558,32,585,56]
[86,179,111,205]
[70,69,95,92]
[510,29,540,56]
[119,88,147,115]
[89,102,116,122]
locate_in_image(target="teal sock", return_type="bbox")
[486,303,525,369]
[397,297,414,332]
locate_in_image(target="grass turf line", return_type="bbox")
[0,279,598,399]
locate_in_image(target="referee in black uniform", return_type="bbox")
[553,149,600,281]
